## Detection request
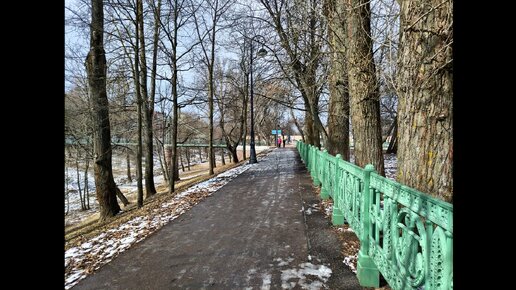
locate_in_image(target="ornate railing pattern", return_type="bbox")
[296,141,453,290]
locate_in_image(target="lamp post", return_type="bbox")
[249,35,267,164]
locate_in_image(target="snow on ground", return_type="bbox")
[383,153,397,181]
[343,254,357,274]
[64,163,252,289]
[280,262,332,289]
[261,273,272,290]
[349,153,397,181]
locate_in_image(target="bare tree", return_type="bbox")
[193,0,233,175]
[138,0,158,198]
[214,61,244,163]
[396,0,453,202]
[85,0,121,221]
[157,0,198,192]
[258,0,328,148]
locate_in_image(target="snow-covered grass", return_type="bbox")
[64,163,252,289]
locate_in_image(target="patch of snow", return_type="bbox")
[65,162,252,289]
[261,273,272,290]
[280,262,332,289]
[343,254,357,274]
[275,257,294,267]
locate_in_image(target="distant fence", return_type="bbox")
[296,141,453,290]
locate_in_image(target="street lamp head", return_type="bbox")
[257,47,268,58]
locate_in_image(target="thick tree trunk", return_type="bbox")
[396,0,453,202]
[345,0,385,175]
[86,0,121,221]
[326,0,350,160]
[304,107,314,145]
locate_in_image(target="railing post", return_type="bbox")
[357,164,379,287]
[332,154,345,225]
[320,150,329,199]
[312,147,321,187]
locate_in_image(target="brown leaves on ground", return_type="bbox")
[312,187,391,290]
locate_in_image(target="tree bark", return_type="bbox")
[168,1,180,193]
[136,0,157,198]
[86,0,121,221]
[208,40,215,175]
[345,0,385,175]
[84,156,90,209]
[75,149,85,210]
[179,148,185,172]
[396,0,453,202]
[186,148,191,171]
[135,0,144,208]
[326,0,350,160]
[304,107,314,145]
[116,187,130,206]
[126,149,132,182]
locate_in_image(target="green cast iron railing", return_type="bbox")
[296,141,453,290]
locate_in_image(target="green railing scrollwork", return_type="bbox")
[296,141,453,290]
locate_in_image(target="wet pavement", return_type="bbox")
[72,147,361,289]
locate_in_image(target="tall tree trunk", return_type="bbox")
[242,53,249,160]
[84,156,90,209]
[208,56,215,175]
[65,164,70,215]
[168,2,180,193]
[220,148,226,165]
[386,116,398,154]
[396,0,453,202]
[137,0,157,198]
[157,141,168,181]
[86,0,121,221]
[75,150,85,210]
[126,149,132,182]
[179,148,185,172]
[186,148,191,171]
[326,0,350,160]
[304,107,314,145]
[345,0,385,175]
[135,0,144,208]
